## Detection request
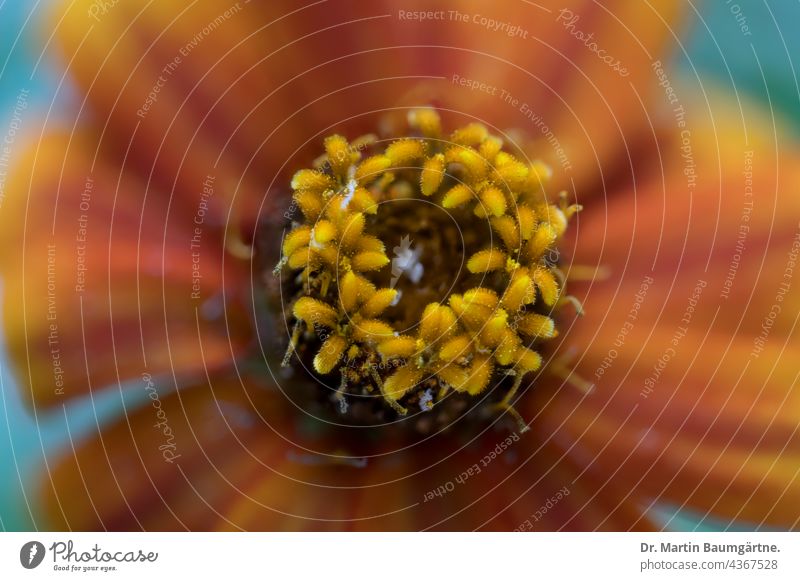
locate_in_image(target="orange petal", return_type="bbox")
[40,372,658,531]
[48,1,686,219]
[538,93,800,528]
[379,1,687,192]
[39,374,286,531]
[0,133,250,409]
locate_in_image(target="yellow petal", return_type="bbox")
[457,148,487,182]
[317,245,339,270]
[435,364,468,390]
[525,160,552,192]
[479,136,503,161]
[356,235,385,254]
[480,310,509,348]
[516,205,537,241]
[463,355,493,396]
[287,247,317,270]
[338,271,360,313]
[350,187,379,214]
[418,303,456,345]
[494,157,529,191]
[449,294,492,330]
[537,204,569,237]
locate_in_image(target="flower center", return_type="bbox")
[274,109,580,428]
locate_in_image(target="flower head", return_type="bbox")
[1,0,798,532]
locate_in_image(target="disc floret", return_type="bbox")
[278,108,580,420]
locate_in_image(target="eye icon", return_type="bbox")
[20,541,46,569]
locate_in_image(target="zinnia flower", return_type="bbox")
[3,1,798,530]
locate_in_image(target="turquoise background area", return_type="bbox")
[1,0,798,531]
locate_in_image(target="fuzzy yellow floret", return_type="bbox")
[339,212,365,253]
[278,110,577,416]
[384,365,423,401]
[467,249,507,273]
[386,139,426,166]
[491,215,520,250]
[532,267,559,306]
[516,206,537,240]
[516,313,557,339]
[420,154,445,196]
[312,220,337,245]
[502,271,535,311]
[293,297,338,329]
[378,336,418,358]
[314,335,348,374]
[439,335,472,362]
[282,226,311,257]
[408,108,441,138]
[463,355,493,395]
[463,287,499,310]
[351,318,395,342]
[360,288,398,318]
[324,134,356,178]
[524,223,558,262]
[292,169,334,193]
[475,186,507,218]
[451,122,488,146]
[441,184,474,209]
[351,251,389,272]
[293,190,323,222]
[355,155,392,184]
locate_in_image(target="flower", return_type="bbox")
[2,1,798,531]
